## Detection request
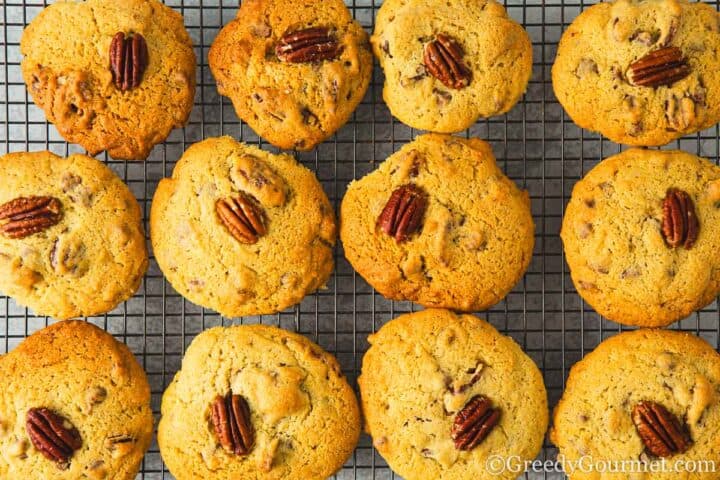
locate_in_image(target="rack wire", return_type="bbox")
[2,0,720,478]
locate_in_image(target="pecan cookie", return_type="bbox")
[0,321,154,479]
[359,309,548,480]
[20,0,196,160]
[0,151,147,319]
[561,148,720,327]
[158,324,360,479]
[552,0,720,146]
[150,136,336,317]
[208,0,372,151]
[372,0,532,132]
[552,329,720,480]
[340,134,534,311]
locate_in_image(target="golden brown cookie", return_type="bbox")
[158,324,360,479]
[0,321,154,479]
[552,329,720,480]
[340,133,534,311]
[561,148,720,327]
[0,151,147,320]
[553,0,720,146]
[150,136,336,317]
[372,0,533,132]
[359,309,548,480]
[209,0,373,151]
[20,0,196,160]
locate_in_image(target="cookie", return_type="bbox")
[561,148,720,327]
[21,0,196,160]
[552,0,720,146]
[158,324,360,479]
[0,151,147,320]
[552,329,720,480]
[371,0,532,133]
[340,133,534,311]
[0,320,154,479]
[150,136,336,317]
[208,0,372,151]
[359,309,548,480]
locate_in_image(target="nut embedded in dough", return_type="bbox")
[275,27,341,63]
[216,195,267,245]
[377,184,428,243]
[211,394,255,456]
[661,188,699,249]
[450,395,501,451]
[109,32,149,92]
[26,407,82,465]
[631,401,692,458]
[0,196,62,239]
[423,34,472,90]
[627,46,690,88]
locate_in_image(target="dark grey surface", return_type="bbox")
[2,1,720,479]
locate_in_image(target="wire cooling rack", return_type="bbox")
[3,1,720,479]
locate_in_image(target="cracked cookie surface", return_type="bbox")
[359,309,548,480]
[561,148,720,327]
[150,136,336,317]
[20,0,196,160]
[372,0,532,133]
[158,324,360,479]
[0,320,154,479]
[551,329,720,480]
[340,133,534,311]
[0,151,147,319]
[208,0,372,151]
[552,0,720,146]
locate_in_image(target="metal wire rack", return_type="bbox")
[3,0,720,478]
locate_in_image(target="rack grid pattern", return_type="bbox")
[2,1,720,479]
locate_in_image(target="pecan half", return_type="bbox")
[451,395,501,451]
[423,34,472,90]
[632,401,691,457]
[276,27,340,63]
[662,189,699,249]
[628,47,690,88]
[110,32,148,91]
[211,394,254,456]
[216,194,267,244]
[26,408,82,465]
[377,184,428,243]
[0,196,62,239]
